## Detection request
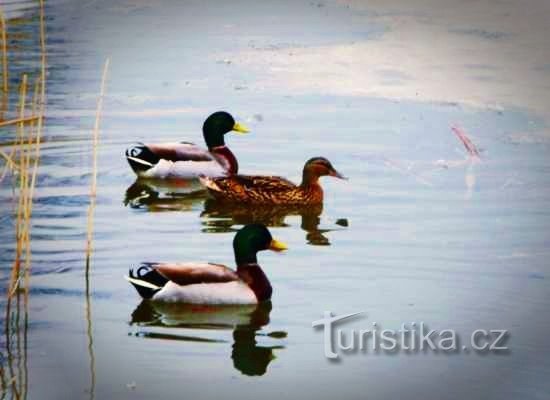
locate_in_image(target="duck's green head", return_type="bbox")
[203,111,250,149]
[233,224,287,265]
[302,157,347,183]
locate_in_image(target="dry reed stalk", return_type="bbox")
[22,0,48,269]
[15,292,23,399]
[17,4,47,395]
[3,74,28,400]
[0,121,40,186]
[83,59,109,400]
[21,78,40,295]
[0,116,40,128]
[0,369,6,396]
[0,148,17,170]
[8,74,28,296]
[2,77,41,400]
[0,8,8,121]
[85,271,96,400]
[85,58,109,265]
[0,148,16,183]
[2,4,47,399]
[17,1,47,395]
[83,58,109,400]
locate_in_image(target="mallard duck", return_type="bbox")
[200,157,346,205]
[125,224,287,304]
[125,111,249,179]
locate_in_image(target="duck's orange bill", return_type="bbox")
[269,239,288,252]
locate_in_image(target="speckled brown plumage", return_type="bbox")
[200,157,346,206]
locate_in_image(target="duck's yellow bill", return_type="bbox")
[269,239,288,252]
[232,122,250,134]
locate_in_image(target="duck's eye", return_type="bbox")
[130,147,142,157]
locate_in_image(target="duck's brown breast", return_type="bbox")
[237,265,272,302]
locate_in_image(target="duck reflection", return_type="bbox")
[201,199,346,245]
[130,301,285,376]
[124,179,207,211]
[124,180,349,244]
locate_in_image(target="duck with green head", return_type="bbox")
[200,157,347,205]
[125,224,287,304]
[126,111,249,179]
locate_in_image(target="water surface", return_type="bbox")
[1,1,549,399]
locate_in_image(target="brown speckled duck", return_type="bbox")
[200,157,346,205]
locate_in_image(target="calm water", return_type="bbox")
[1,1,550,399]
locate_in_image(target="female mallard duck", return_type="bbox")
[125,224,287,304]
[200,157,346,205]
[125,111,249,179]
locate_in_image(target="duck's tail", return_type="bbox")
[125,264,168,299]
[125,144,160,174]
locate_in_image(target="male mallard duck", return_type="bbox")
[125,111,249,179]
[125,224,287,304]
[200,157,346,205]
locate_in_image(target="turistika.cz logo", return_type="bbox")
[312,311,509,359]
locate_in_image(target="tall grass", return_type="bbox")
[84,57,109,400]
[2,73,43,400]
[85,57,110,266]
[1,2,108,397]
[0,8,8,121]
[1,1,47,399]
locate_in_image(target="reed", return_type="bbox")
[8,74,28,296]
[3,73,31,400]
[83,58,109,400]
[22,78,41,294]
[2,2,47,398]
[85,58,110,266]
[0,7,8,121]
[0,148,17,170]
[0,116,40,128]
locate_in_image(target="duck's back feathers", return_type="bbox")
[146,142,214,162]
[232,175,297,190]
[126,262,254,303]
[201,175,295,193]
[201,175,320,205]
[126,142,226,179]
[152,262,239,285]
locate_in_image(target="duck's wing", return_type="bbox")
[126,142,214,171]
[146,142,215,162]
[235,175,297,190]
[207,175,297,193]
[150,262,239,285]
[126,262,239,300]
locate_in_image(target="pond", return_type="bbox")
[1,1,549,399]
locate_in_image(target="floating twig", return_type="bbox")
[451,125,481,160]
